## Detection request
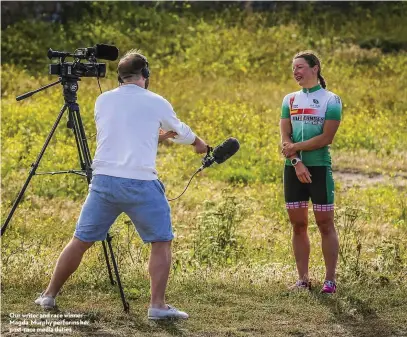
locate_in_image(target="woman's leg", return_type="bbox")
[288,207,310,282]
[314,210,338,282]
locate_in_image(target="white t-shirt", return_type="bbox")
[91,84,196,180]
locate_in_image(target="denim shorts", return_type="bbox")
[74,174,173,243]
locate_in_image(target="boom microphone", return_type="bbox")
[200,137,240,171]
[167,137,240,201]
[213,137,240,164]
[48,45,119,61]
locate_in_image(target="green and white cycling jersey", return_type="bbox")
[281,84,342,166]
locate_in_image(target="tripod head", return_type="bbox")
[16,76,81,103]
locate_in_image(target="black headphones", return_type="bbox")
[118,57,150,84]
[141,60,150,79]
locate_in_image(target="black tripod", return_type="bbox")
[1,76,130,312]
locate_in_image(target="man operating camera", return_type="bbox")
[35,49,208,320]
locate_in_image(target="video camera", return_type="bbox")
[47,44,119,78]
[49,62,106,78]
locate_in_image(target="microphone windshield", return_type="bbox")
[95,44,119,61]
[213,138,240,164]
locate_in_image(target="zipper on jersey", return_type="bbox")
[301,89,309,160]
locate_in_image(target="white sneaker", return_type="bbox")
[148,305,189,320]
[34,293,56,310]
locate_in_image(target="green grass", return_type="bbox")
[2,272,407,336]
[2,3,407,336]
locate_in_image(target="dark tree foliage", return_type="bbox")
[1,1,400,29]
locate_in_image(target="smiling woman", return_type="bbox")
[279,50,342,294]
[292,52,327,89]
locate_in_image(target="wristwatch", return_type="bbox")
[291,157,302,166]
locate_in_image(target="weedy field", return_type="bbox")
[1,3,407,336]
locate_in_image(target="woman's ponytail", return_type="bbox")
[318,73,326,89]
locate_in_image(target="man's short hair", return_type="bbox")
[117,49,148,81]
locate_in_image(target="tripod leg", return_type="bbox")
[68,102,129,312]
[1,104,69,236]
[67,104,116,286]
[101,241,115,285]
[106,233,130,313]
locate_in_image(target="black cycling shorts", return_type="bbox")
[284,165,335,211]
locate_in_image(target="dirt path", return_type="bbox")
[334,169,407,189]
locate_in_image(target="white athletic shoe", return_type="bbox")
[34,292,56,310]
[148,305,189,320]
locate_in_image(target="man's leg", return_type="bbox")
[125,180,187,318]
[44,174,121,297]
[149,241,172,309]
[43,237,94,297]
